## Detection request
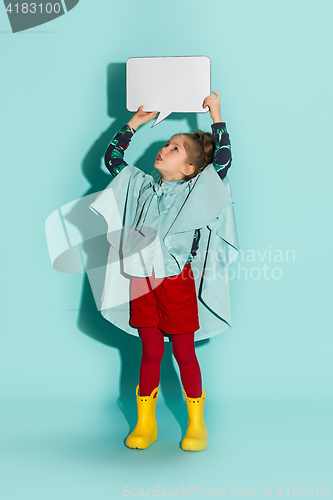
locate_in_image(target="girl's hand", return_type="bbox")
[127,105,158,130]
[202,91,223,123]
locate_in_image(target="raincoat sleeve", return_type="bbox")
[89,164,147,249]
[198,173,239,334]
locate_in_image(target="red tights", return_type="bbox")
[138,326,202,398]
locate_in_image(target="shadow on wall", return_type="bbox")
[63,62,209,442]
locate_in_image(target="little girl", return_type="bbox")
[89,91,238,452]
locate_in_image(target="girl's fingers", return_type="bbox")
[203,91,219,104]
[203,97,213,107]
[138,106,157,115]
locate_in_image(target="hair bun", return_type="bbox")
[180,129,216,180]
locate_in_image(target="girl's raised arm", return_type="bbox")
[211,122,232,180]
[104,124,136,178]
[203,91,232,180]
[104,106,158,178]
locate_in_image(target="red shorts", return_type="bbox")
[129,263,200,334]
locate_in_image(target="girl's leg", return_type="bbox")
[171,332,202,398]
[138,326,165,397]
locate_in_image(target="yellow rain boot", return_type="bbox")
[125,384,159,449]
[181,387,208,451]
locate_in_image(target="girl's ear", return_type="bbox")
[185,163,195,175]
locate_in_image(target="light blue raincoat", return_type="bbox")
[89,163,239,342]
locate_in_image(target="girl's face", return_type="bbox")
[154,135,194,181]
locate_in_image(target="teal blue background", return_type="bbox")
[1,0,332,498]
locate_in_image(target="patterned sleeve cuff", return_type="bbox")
[120,123,136,135]
[211,122,227,133]
[211,122,229,144]
[109,124,136,151]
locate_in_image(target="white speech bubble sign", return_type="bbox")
[126,56,211,127]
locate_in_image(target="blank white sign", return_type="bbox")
[126,56,211,127]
